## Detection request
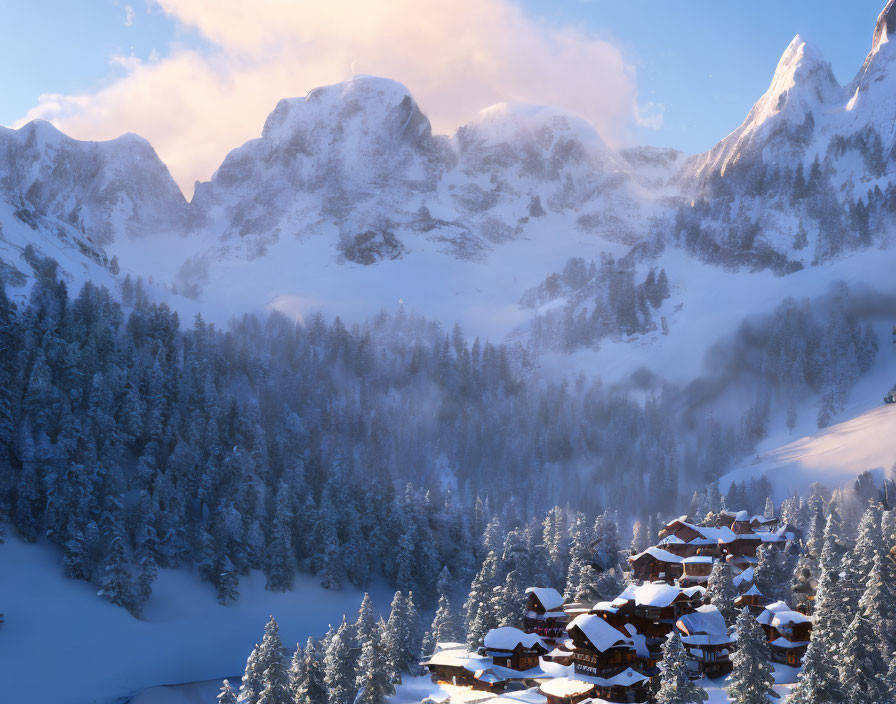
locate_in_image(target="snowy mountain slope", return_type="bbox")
[0,534,392,704]
[720,402,896,501]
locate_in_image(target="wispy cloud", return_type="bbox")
[18,0,652,195]
[124,4,135,27]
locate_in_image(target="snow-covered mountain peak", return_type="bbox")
[687,36,840,184]
[742,35,839,131]
[260,75,433,151]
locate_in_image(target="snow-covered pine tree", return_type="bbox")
[706,560,737,624]
[217,679,238,704]
[763,497,775,518]
[841,502,883,611]
[402,592,424,673]
[491,569,526,628]
[294,637,327,704]
[838,609,887,704]
[655,631,708,704]
[355,611,394,704]
[727,608,774,704]
[754,544,792,604]
[355,593,376,649]
[789,514,847,704]
[422,594,458,656]
[323,616,355,704]
[565,556,599,604]
[265,481,297,592]
[465,551,499,648]
[592,509,621,572]
[858,551,896,660]
[289,643,305,700]
[381,593,405,684]
[97,525,134,611]
[215,554,239,605]
[241,616,287,704]
[258,639,291,704]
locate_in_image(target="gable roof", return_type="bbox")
[676,605,728,637]
[757,602,812,628]
[629,546,683,564]
[525,587,565,612]
[613,582,703,608]
[567,614,634,653]
[483,627,547,652]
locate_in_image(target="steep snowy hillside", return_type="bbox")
[0,535,391,704]
[720,403,896,501]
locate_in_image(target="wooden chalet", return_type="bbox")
[734,585,767,614]
[678,556,714,587]
[609,582,705,636]
[656,519,736,559]
[602,582,704,664]
[523,587,568,643]
[757,602,813,666]
[719,531,787,560]
[566,613,639,677]
[628,546,683,584]
[675,605,734,677]
[750,514,779,532]
[482,627,548,671]
[539,668,653,704]
[420,643,497,690]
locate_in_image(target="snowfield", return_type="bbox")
[721,402,896,501]
[0,535,392,704]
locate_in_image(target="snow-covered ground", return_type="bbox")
[127,666,801,704]
[721,402,896,500]
[0,534,392,704]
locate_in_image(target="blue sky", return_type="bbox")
[1,1,887,189]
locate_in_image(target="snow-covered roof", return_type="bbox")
[682,556,714,564]
[630,546,683,563]
[526,587,565,612]
[591,601,618,614]
[766,611,812,628]
[613,582,697,608]
[742,584,763,596]
[733,510,749,521]
[539,678,595,698]
[660,521,736,545]
[676,605,729,637]
[484,627,547,652]
[421,646,491,671]
[567,614,633,652]
[751,514,777,523]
